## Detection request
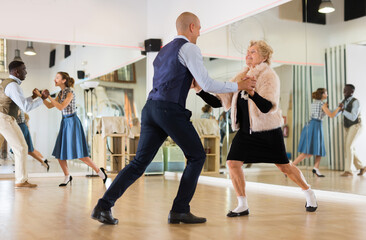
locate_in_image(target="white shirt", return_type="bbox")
[343,96,360,121]
[4,75,43,113]
[176,35,238,93]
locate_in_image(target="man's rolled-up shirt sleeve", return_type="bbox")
[179,43,238,93]
[343,99,360,122]
[4,82,43,113]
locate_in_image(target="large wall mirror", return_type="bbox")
[0,39,145,176]
[1,0,366,195]
[190,0,366,195]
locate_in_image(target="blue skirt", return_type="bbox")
[52,113,89,160]
[10,123,35,154]
[18,123,34,152]
[298,119,326,156]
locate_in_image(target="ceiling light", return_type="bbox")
[13,49,22,61]
[84,81,99,89]
[24,41,36,56]
[318,0,335,14]
[80,83,89,90]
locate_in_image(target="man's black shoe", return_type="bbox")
[91,206,118,225]
[168,211,206,224]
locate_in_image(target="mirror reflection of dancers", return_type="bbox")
[193,40,318,217]
[201,104,215,119]
[11,110,50,171]
[37,72,107,186]
[339,84,365,177]
[292,88,342,177]
[0,61,47,188]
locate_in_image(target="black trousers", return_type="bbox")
[97,100,206,213]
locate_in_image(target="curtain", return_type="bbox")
[324,45,346,170]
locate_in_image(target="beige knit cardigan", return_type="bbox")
[217,62,283,132]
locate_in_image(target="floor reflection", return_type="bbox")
[0,157,89,174]
[217,164,366,196]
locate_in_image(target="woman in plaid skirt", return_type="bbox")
[37,72,107,186]
[293,88,342,177]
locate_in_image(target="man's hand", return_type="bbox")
[41,89,50,100]
[32,88,40,99]
[237,76,256,94]
[338,103,344,111]
[191,79,202,93]
[33,88,42,98]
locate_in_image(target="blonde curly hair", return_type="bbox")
[249,40,273,65]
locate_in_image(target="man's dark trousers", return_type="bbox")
[97,100,206,213]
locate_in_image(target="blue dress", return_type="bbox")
[10,111,33,153]
[200,112,211,119]
[52,88,89,160]
[18,123,34,152]
[298,100,326,156]
[16,111,34,152]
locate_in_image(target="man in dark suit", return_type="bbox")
[91,12,255,225]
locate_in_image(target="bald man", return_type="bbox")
[91,12,255,225]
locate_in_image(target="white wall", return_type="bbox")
[198,4,329,65]
[0,0,289,48]
[346,44,366,164]
[0,0,147,48]
[275,65,293,118]
[6,0,366,91]
[47,44,144,91]
[326,0,366,46]
[197,0,366,66]
[146,0,290,44]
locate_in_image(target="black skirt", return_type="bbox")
[227,127,289,164]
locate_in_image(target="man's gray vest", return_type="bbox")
[0,78,19,118]
[342,97,361,128]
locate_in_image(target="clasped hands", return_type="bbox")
[338,102,344,111]
[237,76,256,96]
[32,88,50,100]
[190,76,256,95]
[191,79,202,93]
[324,102,344,112]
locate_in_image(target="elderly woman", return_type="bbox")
[193,40,317,217]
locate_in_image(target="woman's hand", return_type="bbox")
[191,79,202,93]
[338,103,344,111]
[322,102,341,118]
[41,89,50,100]
[237,76,256,94]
